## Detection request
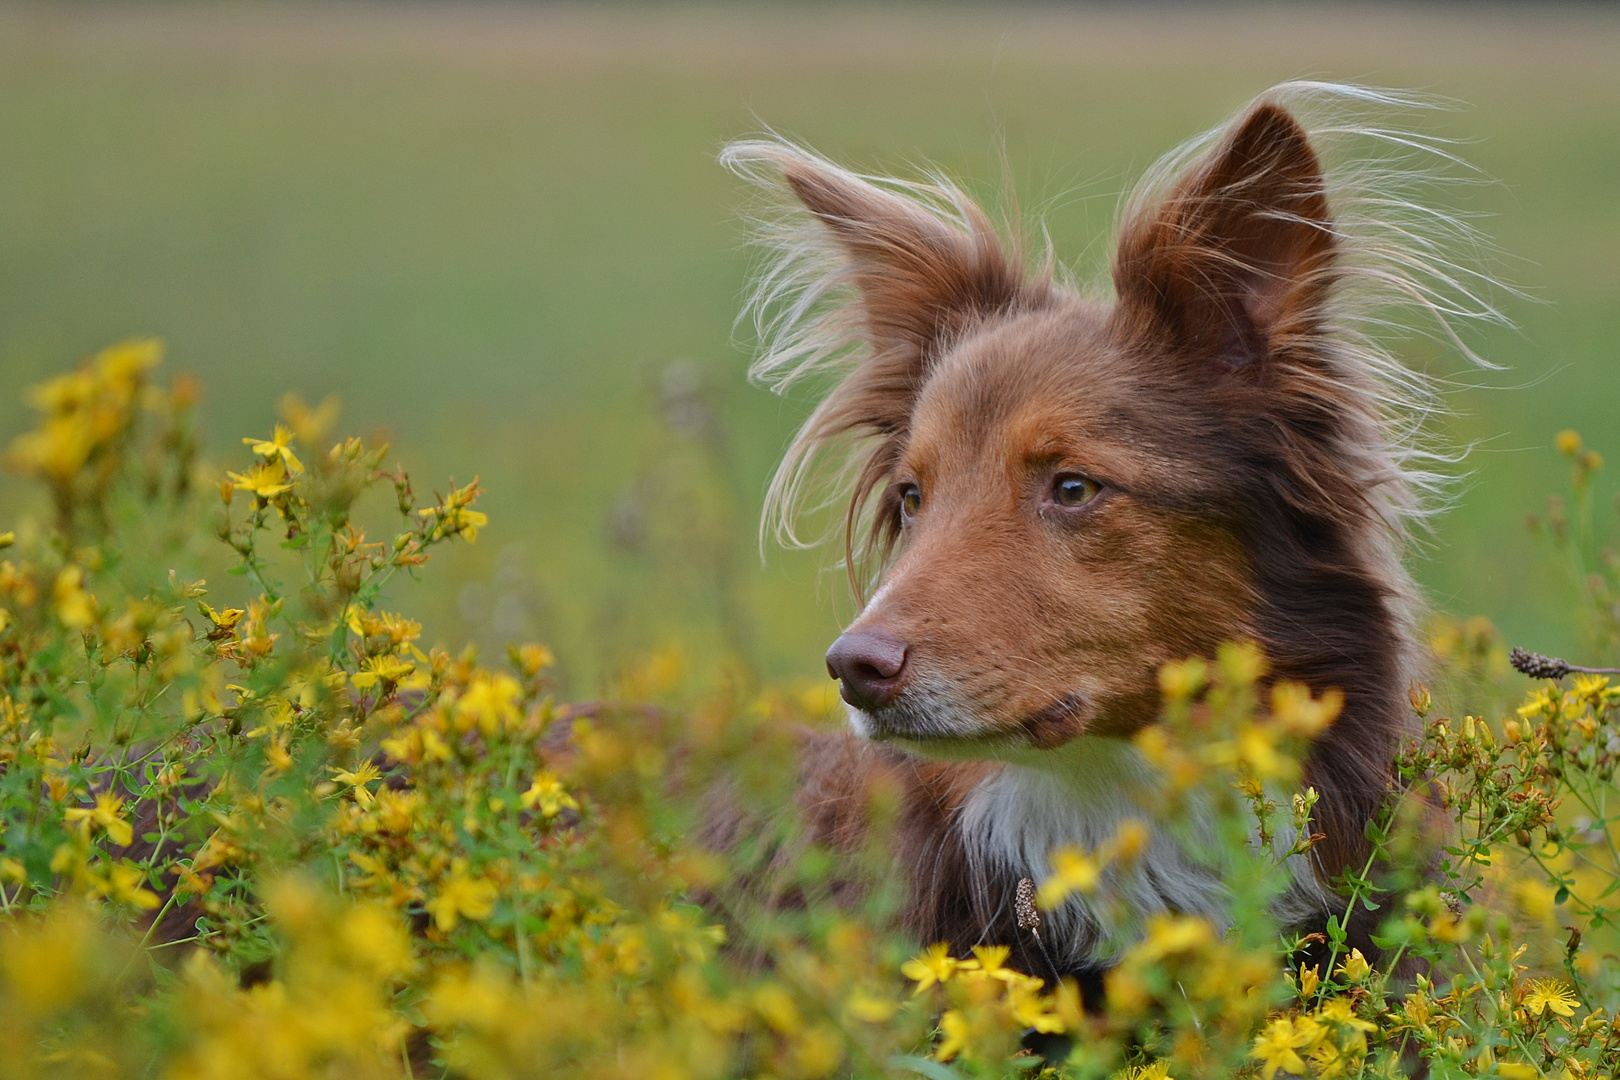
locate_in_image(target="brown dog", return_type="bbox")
[721,83,1496,984]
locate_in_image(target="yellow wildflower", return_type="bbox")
[935,1009,971,1062]
[102,863,160,909]
[1251,1015,1314,1080]
[844,989,898,1023]
[752,983,803,1034]
[341,903,414,980]
[519,771,578,819]
[1271,682,1342,737]
[968,944,1020,983]
[1134,915,1215,962]
[426,865,498,931]
[52,566,96,629]
[1007,978,1064,1033]
[63,791,133,847]
[1525,978,1579,1017]
[350,654,415,691]
[1572,673,1611,706]
[1556,429,1582,456]
[902,943,960,993]
[1038,845,1103,907]
[331,761,383,808]
[515,642,555,677]
[453,672,522,736]
[243,425,304,473]
[1115,1064,1171,1080]
[1338,947,1371,983]
[1157,657,1208,701]
[421,479,487,542]
[1298,965,1320,998]
[427,963,515,1028]
[228,462,293,499]
[1496,1065,1539,1080]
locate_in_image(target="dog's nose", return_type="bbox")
[826,630,909,711]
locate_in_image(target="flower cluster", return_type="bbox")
[4,347,1620,1080]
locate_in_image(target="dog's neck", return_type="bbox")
[911,735,1334,972]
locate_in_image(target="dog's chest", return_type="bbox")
[950,739,1329,967]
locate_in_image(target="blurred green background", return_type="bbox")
[0,3,1616,695]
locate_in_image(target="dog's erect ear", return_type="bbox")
[776,155,1029,402]
[1113,103,1335,374]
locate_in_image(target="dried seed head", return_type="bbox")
[1015,877,1041,933]
[1511,647,1570,681]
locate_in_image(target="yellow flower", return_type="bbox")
[1157,657,1208,702]
[341,903,414,980]
[52,566,97,629]
[844,989,898,1023]
[1114,1064,1171,1080]
[243,425,304,473]
[901,943,959,993]
[1251,1016,1314,1080]
[1298,965,1320,997]
[350,654,415,691]
[752,983,803,1035]
[1134,915,1215,962]
[935,1009,971,1062]
[519,771,579,819]
[426,865,499,932]
[1038,845,1103,907]
[968,944,1019,983]
[1495,1064,1538,1080]
[515,642,555,677]
[228,462,293,499]
[421,479,488,542]
[1572,673,1611,711]
[1007,978,1064,1033]
[331,761,383,808]
[1316,995,1375,1038]
[1338,948,1371,983]
[1555,429,1582,456]
[1517,688,1557,721]
[102,863,160,909]
[63,791,133,847]
[1271,682,1342,737]
[453,672,523,736]
[1403,990,1433,1029]
[1525,978,1578,1017]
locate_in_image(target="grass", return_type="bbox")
[0,2,1617,693]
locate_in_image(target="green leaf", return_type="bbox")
[888,1055,965,1080]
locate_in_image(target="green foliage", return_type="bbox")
[4,343,1620,1080]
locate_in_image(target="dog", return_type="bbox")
[719,83,1497,989]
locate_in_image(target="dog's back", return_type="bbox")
[722,83,1502,978]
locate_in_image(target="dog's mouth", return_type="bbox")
[852,691,1088,755]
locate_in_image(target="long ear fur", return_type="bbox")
[1113,102,1336,374]
[720,141,1048,578]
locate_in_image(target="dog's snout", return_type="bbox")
[825,630,909,711]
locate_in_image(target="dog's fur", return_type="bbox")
[720,84,1501,983]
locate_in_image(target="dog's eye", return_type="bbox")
[1052,474,1100,508]
[899,484,922,521]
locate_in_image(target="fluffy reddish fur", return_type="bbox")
[718,85,1496,982]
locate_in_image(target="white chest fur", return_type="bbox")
[955,737,1333,967]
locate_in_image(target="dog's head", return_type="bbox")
[728,94,1433,755]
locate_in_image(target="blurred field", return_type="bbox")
[0,2,1616,695]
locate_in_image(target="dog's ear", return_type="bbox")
[1113,103,1335,374]
[776,157,1028,410]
